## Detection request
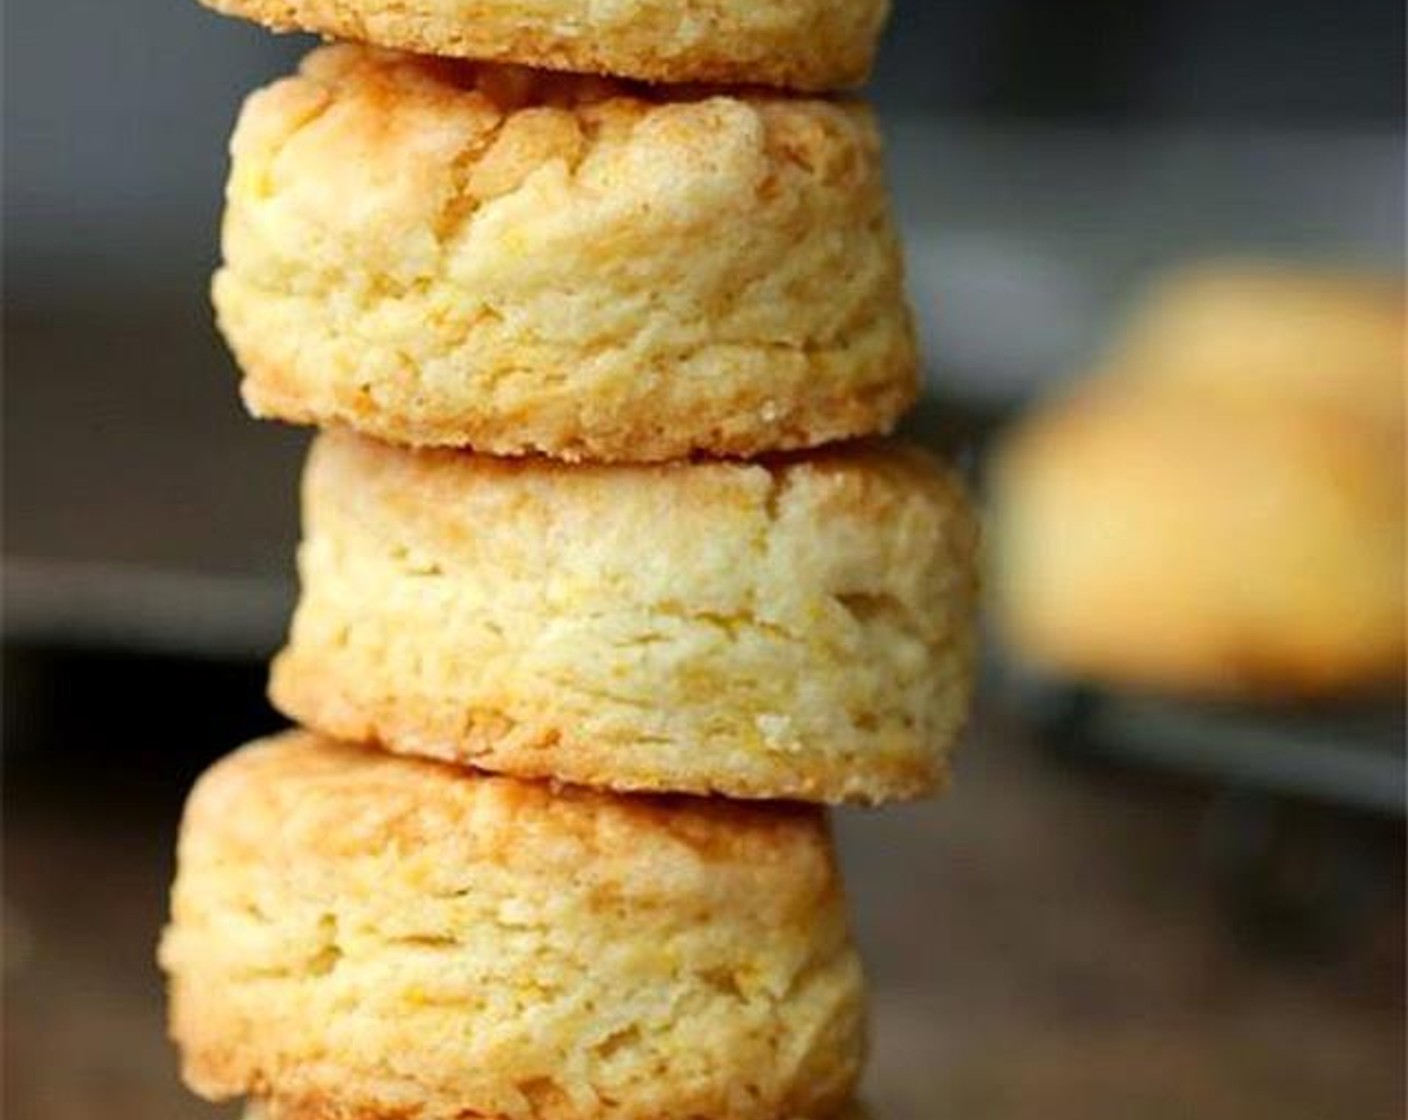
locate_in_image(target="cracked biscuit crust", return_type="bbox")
[196,0,888,91]
[215,45,917,461]
[270,431,979,804]
[162,732,865,1120]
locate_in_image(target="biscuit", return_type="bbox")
[1102,261,1405,421]
[990,381,1406,698]
[215,45,917,461]
[270,431,979,803]
[196,0,888,91]
[163,732,865,1120]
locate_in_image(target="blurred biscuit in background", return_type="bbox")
[1102,261,1405,422]
[990,261,1405,700]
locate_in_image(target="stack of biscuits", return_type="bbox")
[159,3,980,1118]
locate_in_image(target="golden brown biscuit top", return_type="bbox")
[271,43,872,162]
[186,731,835,882]
[231,43,882,278]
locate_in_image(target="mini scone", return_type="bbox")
[215,45,917,461]
[196,0,889,91]
[990,381,1406,698]
[270,431,979,803]
[1101,261,1406,420]
[161,732,866,1120]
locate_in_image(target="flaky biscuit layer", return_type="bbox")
[271,431,979,803]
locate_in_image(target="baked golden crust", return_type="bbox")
[196,0,888,91]
[215,45,917,461]
[991,381,1405,698]
[163,732,866,1120]
[270,431,979,804]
